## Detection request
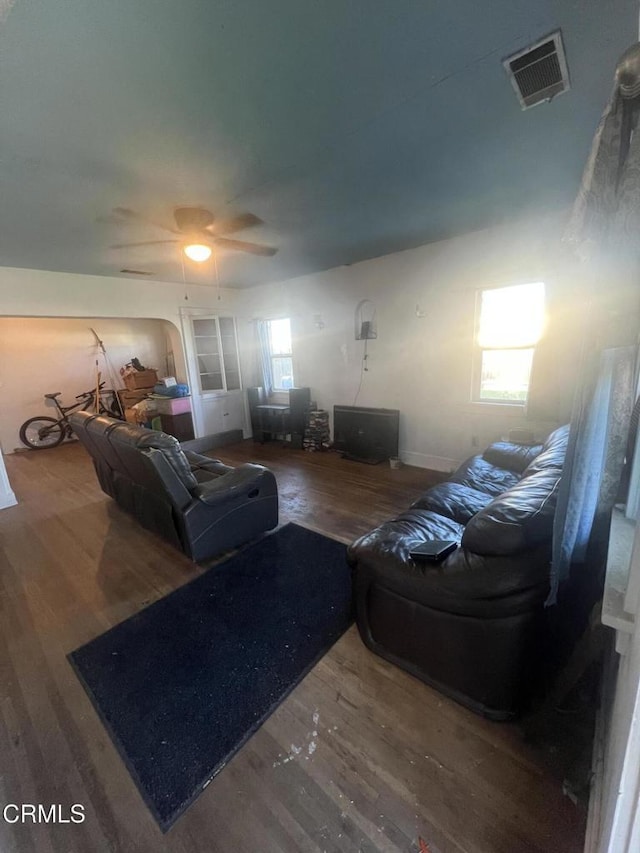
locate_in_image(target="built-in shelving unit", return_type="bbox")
[191,316,242,393]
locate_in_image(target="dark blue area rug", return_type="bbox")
[69,523,351,831]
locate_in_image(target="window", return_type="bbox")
[473,282,545,404]
[267,318,294,390]
[192,316,242,393]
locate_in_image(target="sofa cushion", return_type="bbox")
[521,424,570,477]
[411,482,493,524]
[449,455,520,496]
[482,441,543,474]
[462,470,562,556]
[127,428,198,490]
[84,414,129,475]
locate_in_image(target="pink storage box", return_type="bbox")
[153,396,192,415]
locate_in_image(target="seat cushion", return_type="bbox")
[411,482,493,524]
[449,455,520,496]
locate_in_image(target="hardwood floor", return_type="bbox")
[0,440,586,853]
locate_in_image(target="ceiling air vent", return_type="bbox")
[504,31,569,110]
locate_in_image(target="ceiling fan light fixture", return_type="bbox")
[183,243,212,262]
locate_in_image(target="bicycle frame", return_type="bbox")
[48,387,121,434]
[51,394,96,421]
[20,385,123,450]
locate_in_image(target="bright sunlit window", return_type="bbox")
[268,318,294,390]
[473,282,545,404]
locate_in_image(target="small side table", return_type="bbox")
[255,404,290,443]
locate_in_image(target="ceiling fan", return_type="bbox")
[107,206,278,261]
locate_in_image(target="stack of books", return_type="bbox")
[303,410,330,452]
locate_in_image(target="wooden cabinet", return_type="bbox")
[160,412,195,442]
[199,391,246,436]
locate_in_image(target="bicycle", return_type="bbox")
[19,383,122,450]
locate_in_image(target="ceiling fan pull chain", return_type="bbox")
[180,250,189,302]
[214,251,221,301]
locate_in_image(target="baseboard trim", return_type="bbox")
[401,451,458,473]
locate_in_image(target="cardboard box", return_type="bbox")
[124,369,158,390]
[118,387,154,407]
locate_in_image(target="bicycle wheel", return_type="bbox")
[19,417,65,450]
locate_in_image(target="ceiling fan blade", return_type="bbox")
[206,212,263,236]
[111,207,179,234]
[109,239,180,249]
[96,212,128,225]
[213,237,278,256]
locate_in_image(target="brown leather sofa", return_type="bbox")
[348,426,574,719]
[70,412,278,561]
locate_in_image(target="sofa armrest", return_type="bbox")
[184,450,233,477]
[348,509,550,610]
[191,464,275,506]
[184,449,222,466]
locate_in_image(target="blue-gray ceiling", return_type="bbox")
[0,1,636,288]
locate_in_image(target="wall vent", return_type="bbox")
[120,268,152,276]
[504,31,569,110]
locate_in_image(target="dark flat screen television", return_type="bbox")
[333,405,400,464]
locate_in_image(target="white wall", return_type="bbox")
[0,212,583,465]
[0,317,176,452]
[235,210,577,468]
[0,265,241,324]
[0,449,17,509]
[0,265,243,383]
[0,266,244,448]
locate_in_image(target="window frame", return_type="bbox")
[471,283,544,406]
[266,317,295,391]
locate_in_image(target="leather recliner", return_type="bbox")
[347,426,574,720]
[69,412,278,561]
